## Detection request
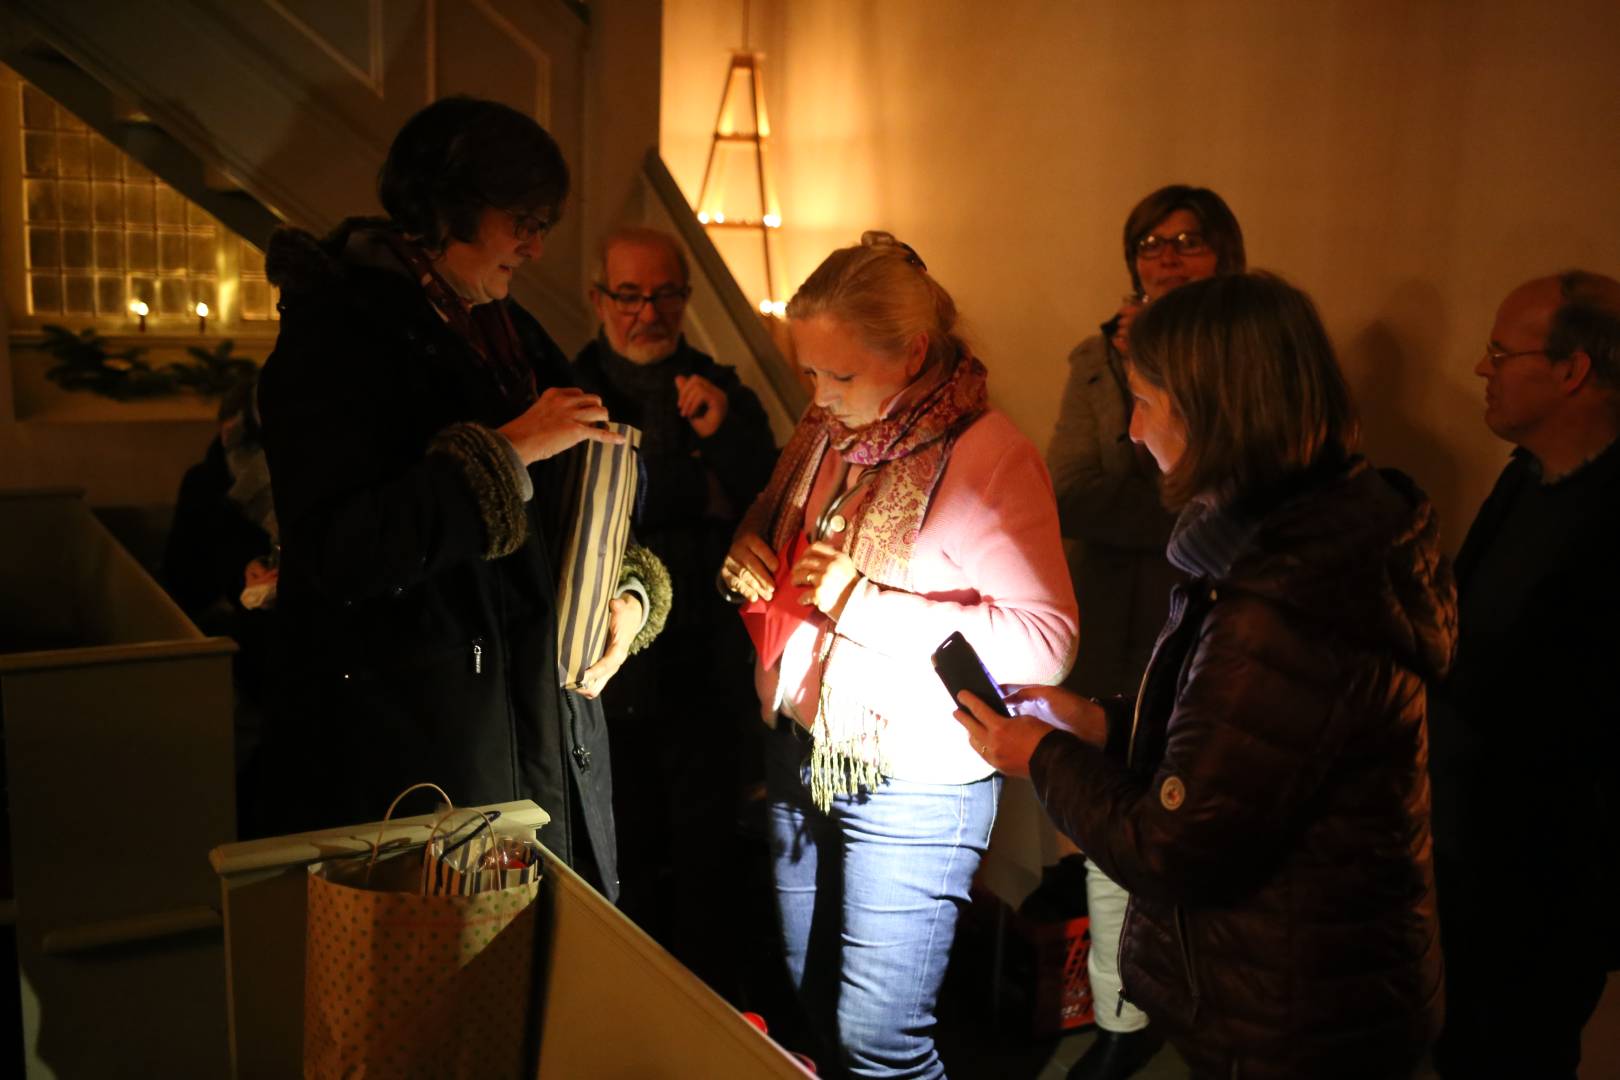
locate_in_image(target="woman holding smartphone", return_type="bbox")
[959,273,1452,1080]
[721,232,1077,1079]
[1044,184,1246,1080]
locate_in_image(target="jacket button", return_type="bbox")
[1208,588,1218,601]
[425,344,437,356]
[341,672,351,681]
[391,586,404,597]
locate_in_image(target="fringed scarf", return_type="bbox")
[745,352,989,809]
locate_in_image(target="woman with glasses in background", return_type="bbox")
[1043,185,1245,1080]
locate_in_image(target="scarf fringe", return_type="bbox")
[809,680,889,812]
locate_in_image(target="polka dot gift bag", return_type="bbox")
[304,784,544,1078]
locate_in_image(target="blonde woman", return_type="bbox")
[722,232,1077,1078]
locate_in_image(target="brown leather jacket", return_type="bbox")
[1031,459,1456,1080]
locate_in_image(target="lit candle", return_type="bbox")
[195,300,209,334]
[129,299,148,333]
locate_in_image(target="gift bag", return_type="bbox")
[551,422,642,689]
[304,785,544,1079]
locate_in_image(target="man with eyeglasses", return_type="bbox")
[1428,271,1620,1079]
[572,225,778,999]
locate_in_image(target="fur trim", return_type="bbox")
[428,423,528,558]
[619,542,671,654]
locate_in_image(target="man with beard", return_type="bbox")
[573,227,777,998]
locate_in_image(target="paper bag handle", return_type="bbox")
[366,781,455,877]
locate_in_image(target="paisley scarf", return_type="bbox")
[743,352,989,808]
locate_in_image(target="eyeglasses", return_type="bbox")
[595,284,692,316]
[510,211,554,241]
[1482,344,1547,367]
[1134,231,1211,260]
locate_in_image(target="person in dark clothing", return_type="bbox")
[957,273,1455,1080]
[256,97,669,898]
[572,226,777,997]
[1428,271,1620,1079]
[160,375,278,833]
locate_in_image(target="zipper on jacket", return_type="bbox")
[471,637,484,675]
[1125,659,1152,769]
[1174,904,1202,1022]
[1115,895,1135,1016]
[1127,582,1192,767]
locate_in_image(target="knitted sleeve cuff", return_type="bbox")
[619,542,671,654]
[428,422,531,559]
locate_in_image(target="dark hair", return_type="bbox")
[377,96,569,249]
[1128,272,1359,508]
[1546,270,1620,390]
[786,230,964,374]
[1123,185,1246,296]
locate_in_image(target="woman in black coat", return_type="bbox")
[257,98,667,897]
[958,273,1455,1079]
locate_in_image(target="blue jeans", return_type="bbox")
[767,720,1001,1079]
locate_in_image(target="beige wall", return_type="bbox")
[662,0,1620,550]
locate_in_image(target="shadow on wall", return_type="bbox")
[1343,280,1469,549]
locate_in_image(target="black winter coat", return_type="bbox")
[1031,460,1456,1079]
[257,221,618,897]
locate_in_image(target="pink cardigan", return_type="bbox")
[761,408,1079,784]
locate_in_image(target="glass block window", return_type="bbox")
[237,237,280,322]
[19,80,223,322]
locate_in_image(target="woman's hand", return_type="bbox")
[721,532,779,602]
[1110,294,1146,356]
[954,685,1107,777]
[1004,685,1108,747]
[577,592,642,698]
[792,541,860,619]
[243,558,278,589]
[498,386,625,465]
[952,691,1054,778]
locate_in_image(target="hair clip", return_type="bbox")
[860,230,928,272]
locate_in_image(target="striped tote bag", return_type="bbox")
[551,422,641,689]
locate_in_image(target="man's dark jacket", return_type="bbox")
[257,221,621,897]
[1031,460,1456,1080]
[1428,443,1620,966]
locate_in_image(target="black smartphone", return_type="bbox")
[931,631,1010,717]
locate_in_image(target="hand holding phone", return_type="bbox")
[931,631,1009,717]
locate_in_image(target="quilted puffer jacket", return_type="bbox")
[1031,458,1456,1080]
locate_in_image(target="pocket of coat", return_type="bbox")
[333,636,491,687]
